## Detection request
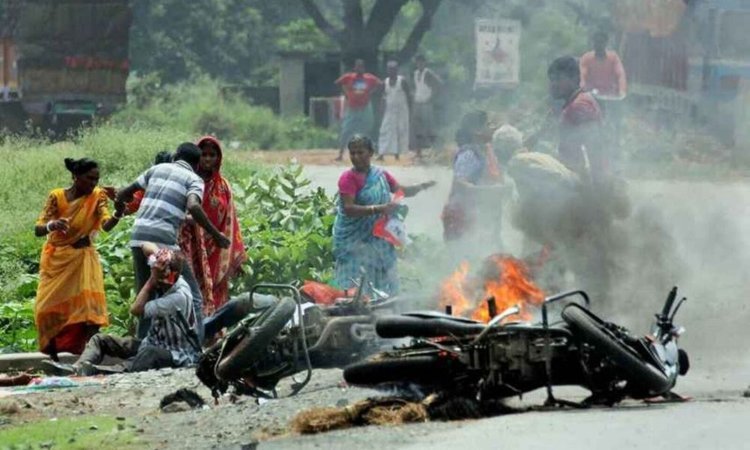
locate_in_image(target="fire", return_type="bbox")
[439,254,545,323]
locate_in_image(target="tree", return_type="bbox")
[298,0,443,70]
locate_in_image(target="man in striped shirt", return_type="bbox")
[43,246,201,375]
[116,142,230,341]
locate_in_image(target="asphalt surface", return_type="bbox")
[270,164,750,450]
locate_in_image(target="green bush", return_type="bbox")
[114,77,337,150]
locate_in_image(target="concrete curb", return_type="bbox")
[0,352,77,373]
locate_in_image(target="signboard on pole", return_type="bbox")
[474,18,521,89]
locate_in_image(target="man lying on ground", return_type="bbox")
[44,244,201,375]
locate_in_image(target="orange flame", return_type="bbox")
[439,254,545,323]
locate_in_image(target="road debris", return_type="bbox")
[160,388,206,413]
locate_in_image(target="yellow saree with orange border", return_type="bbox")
[34,187,111,353]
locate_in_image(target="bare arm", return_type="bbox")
[614,53,627,96]
[402,79,413,112]
[130,273,157,317]
[115,182,141,204]
[397,181,435,198]
[341,194,396,218]
[187,193,230,248]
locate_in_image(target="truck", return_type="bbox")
[0,0,131,134]
[614,0,750,147]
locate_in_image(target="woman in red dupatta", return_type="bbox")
[179,136,246,316]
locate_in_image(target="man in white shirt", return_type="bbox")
[412,54,443,159]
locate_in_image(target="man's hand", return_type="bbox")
[213,232,231,249]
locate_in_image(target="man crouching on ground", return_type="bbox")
[46,243,201,375]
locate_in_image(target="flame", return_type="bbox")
[439,254,545,323]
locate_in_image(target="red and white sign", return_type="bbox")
[474,19,521,89]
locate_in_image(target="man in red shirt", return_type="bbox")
[335,59,382,161]
[580,31,627,97]
[548,56,604,181]
[580,30,627,153]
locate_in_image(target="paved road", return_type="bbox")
[270,165,750,450]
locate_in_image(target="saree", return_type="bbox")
[180,136,246,317]
[34,187,110,354]
[333,166,398,294]
[441,144,501,242]
[340,104,375,149]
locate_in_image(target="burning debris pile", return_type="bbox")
[439,254,545,322]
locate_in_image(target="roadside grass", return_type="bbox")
[0,415,140,449]
[0,124,263,239]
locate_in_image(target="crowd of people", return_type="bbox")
[34,29,628,375]
[38,140,246,375]
[334,54,442,162]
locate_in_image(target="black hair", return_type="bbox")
[415,53,426,61]
[168,250,185,274]
[64,157,98,176]
[593,29,609,42]
[173,142,201,167]
[455,110,488,146]
[154,151,172,165]
[347,134,375,153]
[547,56,580,82]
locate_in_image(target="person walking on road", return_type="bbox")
[377,61,411,162]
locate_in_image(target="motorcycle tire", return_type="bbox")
[561,304,672,396]
[215,297,297,381]
[344,354,451,387]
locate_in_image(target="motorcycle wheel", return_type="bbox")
[215,297,297,381]
[561,305,672,397]
[344,353,452,387]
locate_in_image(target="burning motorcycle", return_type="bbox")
[196,277,403,399]
[344,287,689,407]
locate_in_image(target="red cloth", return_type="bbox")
[580,50,627,96]
[43,323,97,355]
[336,73,381,109]
[180,136,247,316]
[124,190,144,215]
[559,90,603,175]
[337,168,398,197]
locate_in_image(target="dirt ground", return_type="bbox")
[233,149,448,167]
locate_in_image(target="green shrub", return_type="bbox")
[114,77,336,150]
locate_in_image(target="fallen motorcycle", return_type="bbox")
[196,277,403,399]
[344,287,689,407]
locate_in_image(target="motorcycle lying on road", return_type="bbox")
[196,277,403,399]
[344,287,689,407]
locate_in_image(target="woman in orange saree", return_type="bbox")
[34,158,125,359]
[179,136,246,317]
